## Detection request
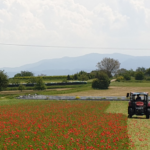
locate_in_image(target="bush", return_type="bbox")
[123,74,131,80]
[26,77,37,84]
[18,84,26,92]
[34,77,46,90]
[92,73,110,89]
[78,74,89,81]
[10,78,20,85]
[0,70,9,91]
[135,71,144,80]
[146,77,150,81]
[62,79,68,83]
[116,76,124,82]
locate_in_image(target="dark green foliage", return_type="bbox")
[78,71,87,76]
[34,77,46,90]
[62,79,68,83]
[73,74,78,80]
[0,70,9,91]
[146,77,150,81]
[78,74,89,81]
[67,75,71,80]
[127,69,135,77]
[92,72,110,89]
[18,84,26,92]
[123,74,131,80]
[14,73,22,77]
[14,71,34,77]
[9,78,20,85]
[11,75,70,81]
[136,67,146,73]
[145,68,150,76]
[26,77,37,84]
[135,71,144,80]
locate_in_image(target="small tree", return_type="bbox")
[0,70,9,91]
[73,74,78,80]
[135,71,144,80]
[67,75,71,80]
[92,72,110,89]
[18,84,26,92]
[78,74,89,81]
[34,77,46,90]
[97,58,120,77]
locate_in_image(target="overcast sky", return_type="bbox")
[0,0,150,68]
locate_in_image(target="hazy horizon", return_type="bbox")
[0,52,146,68]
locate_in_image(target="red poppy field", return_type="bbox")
[0,101,130,150]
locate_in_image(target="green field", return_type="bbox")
[111,81,150,87]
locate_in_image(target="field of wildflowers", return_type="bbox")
[0,101,130,150]
[107,101,150,150]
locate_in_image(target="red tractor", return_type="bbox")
[127,92,150,119]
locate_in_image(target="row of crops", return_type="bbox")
[10,75,70,80]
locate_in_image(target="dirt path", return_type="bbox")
[111,79,116,82]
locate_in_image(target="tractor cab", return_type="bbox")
[127,92,150,119]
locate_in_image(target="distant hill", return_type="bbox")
[1,53,150,77]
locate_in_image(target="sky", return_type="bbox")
[0,0,150,68]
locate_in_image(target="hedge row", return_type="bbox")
[7,81,87,87]
[10,75,72,80]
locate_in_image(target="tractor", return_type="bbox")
[127,92,150,119]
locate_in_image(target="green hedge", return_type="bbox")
[9,76,73,80]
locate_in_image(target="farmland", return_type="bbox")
[1,99,150,149]
[0,99,129,150]
[1,80,150,150]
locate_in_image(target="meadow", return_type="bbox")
[0,99,130,150]
[1,80,150,149]
[1,99,150,150]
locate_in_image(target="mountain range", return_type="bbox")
[1,53,150,77]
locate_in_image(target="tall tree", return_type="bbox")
[96,58,120,77]
[136,67,146,73]
[145,68,150,76]
[115,68,127,76]
[0,70,9,91]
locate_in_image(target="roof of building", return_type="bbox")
[131,92,148,95]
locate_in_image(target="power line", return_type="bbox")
[0,42,150,50]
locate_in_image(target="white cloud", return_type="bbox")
[0,0,150,67]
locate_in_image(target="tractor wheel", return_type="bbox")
[146,109,150,119]
[128,108,133,118]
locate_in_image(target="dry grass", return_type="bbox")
[107,101,150,150]
[59,86,150,96]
